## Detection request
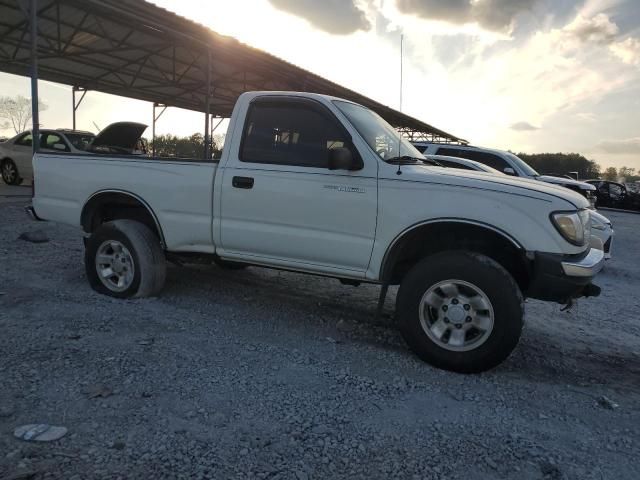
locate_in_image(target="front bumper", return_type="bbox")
[560,248,605,277]
[527,248,604,302]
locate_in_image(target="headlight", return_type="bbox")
[551,210,591,246]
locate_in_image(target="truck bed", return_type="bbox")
[33,153,217,253]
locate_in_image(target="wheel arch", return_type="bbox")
[379,219,530,289]
[81,190,166,247]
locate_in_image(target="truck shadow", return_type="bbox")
[500,328,640,396]
[161,263,640,393]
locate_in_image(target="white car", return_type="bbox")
[0,129,95,185]
[29,91,605,373]
[426,154,614,259]
[413,142,598,207]
[425,154,502,174]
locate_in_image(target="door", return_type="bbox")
[10,132,36,179]
[219,97,378,274]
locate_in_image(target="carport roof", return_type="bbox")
[0,0,466,143]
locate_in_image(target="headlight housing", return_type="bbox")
[551,209,591,246]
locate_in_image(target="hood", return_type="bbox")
[390,164,590,208]
[538,175,596,191]
[90,122,147,151]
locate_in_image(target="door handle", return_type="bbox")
[232,176,254,189]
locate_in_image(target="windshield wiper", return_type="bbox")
[385,155,432,165]
[420,157,443,166]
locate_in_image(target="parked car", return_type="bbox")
[428,155,614,259]
[29,91,604,373]
[585,180,640,211]
[87,122,149,155]
[424,154,502,174]
[0,129,95,185]
[413,143,597,207]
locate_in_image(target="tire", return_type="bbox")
[1,159,21,185]
[396,250,523,373]
[213,257,248,270]
[85,220,166,298]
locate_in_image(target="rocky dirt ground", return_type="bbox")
[0,199,638,480]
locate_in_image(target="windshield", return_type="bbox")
[65,133,95,151]
[505,152,539,177]
[333,100,424,162]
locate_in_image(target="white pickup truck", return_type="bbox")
[29,91,604,373]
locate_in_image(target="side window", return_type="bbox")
[240,101,349,168]
[597,182,608,195]
[436,147,459,157]
[414,145,427,153]
[15,133,33,147]
[609,183,624,200]
[41,133,69,151]
[466,151,510,172]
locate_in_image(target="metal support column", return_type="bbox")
[30,0,39,156]
[210,116,224,157]
[204,50,211,160]
[72,86,87,130]
[151,102,167,157]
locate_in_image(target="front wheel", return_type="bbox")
[85,220,166,298]
[396,251,524,373]
[1,159,21,185]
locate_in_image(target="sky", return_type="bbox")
[1,0,639,170]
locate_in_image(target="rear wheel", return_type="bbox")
[85,220,166,298]
[396,251,524,373]
[1,159,21,185]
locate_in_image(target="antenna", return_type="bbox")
[396,33,403,176]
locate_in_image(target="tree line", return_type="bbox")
[516,152,639,182]
[150,133,224,159]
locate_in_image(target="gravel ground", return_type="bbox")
[0,200,638,480]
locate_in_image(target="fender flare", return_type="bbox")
[80,189,166,246]
[379,218,524,282]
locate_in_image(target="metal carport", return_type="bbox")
[0,0,466,158]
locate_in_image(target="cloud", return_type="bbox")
[610,37,640,65]
[268,0,371,35]
[396,0,472,25]
[473,0,539,33]
[576,112,597,122]
[564,13,618,44]
[395,0,538,33]
[510,121,539,131]
[596,138,640,154]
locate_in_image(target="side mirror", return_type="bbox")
[503,167,516,176]
[328,147,363,171]
[53,143,67,151]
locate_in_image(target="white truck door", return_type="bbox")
[218,96,377,274]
